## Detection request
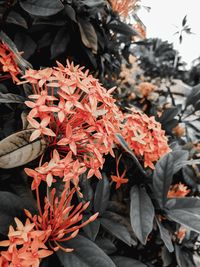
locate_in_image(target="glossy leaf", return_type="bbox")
[0,130,46,169]
[130,186,155,245]
[94,173,110,215]
[0,9,28,29]
[14,33,37,60]
[112,256,147,267]
[78,18,98,53]
[153,150,189,208]
[51,28,70,59]
[19,0,64,17]
[166,198,200,233]
[57,235,116,267]
[101,217,132,246]
[95,238,116,254]
[0,93,25,104]
[0,31,32,70]
[0,191,32,234]
[156,217,174,252]
[175,245,196,267]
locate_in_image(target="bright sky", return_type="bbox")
[138,0,200,68]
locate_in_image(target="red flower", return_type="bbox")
[167,183,190,198]
[111,154,128,189]
[122,107,171,169]
[0,41,21,83]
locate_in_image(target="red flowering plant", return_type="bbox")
[0,3,200,266]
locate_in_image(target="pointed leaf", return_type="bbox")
[51,28,70,59]
[0,31,32,70]
[78,18,98,53]
[95,238,116,254]
[14,33,37,60]
[56,235,116,267]
[153,150,189,208]
[83,217,100,241]
[130,186,155,245]
[19,0,64,16]
[156,217,174,252]
[94,173,110,215]
[101,217,132,246]
[182,15,187,27]
[0,191,33,234]
[0,93,25,104]
[175,245,196,267]
[166,198,200,234]
[112,256,147,267]
[0,9,28,29]
[0,130,46,168]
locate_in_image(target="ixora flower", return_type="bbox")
[167,183,190,198]
[22,60,122,189]
[122,107,171,169]
[111,154,128,189]
[0,188,98,265]
[109,0,138,17]
[0,41,21,83]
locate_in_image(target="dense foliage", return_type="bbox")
[0,1,200,267]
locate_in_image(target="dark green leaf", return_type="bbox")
[185,84,200,108]
[156,217,174,252]
[0,130,46,168]
[0,9,28,28]
[161,246,173,267]
[153,150,188,208]
[175,245,196,267]
[94,173,110,215]
[159,107,181,123]
[130,186,154,245]
[95,238,116,254]
[14,33,37,60]
[33,17,67,26]
[83,217,100,241]
[78,18,98,53]
[0,93,25,104]
[81,0,105,8]
[112,256,147,267]
[0,31,32,70]
[51,28,69,59]
[64,5,77,22]
[57,235,116,267]
[115,133,147,177]
[182,15,187,27]
[166,198,200,233]
[108,20,138,36]
[0,191,32,234]
[19,0,64,17]
[194,99,200,111]
[101,217,132,246]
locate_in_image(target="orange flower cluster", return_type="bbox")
[110,0,138,17]
[167,183,190,198]
[0,218,53,267]
[137,82,156,98]
[22,61,122,189]
[0,188,98,265]
[0,41,20,83]
[0,59,171,264]
[122,107,171,169]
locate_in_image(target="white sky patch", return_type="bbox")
[138,0,200,68]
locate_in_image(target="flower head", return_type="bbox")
[122,107,171,169]
[0,41,21,83]
[23,60,122,184]
[110,0,138,17]
[167,183,190,198]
